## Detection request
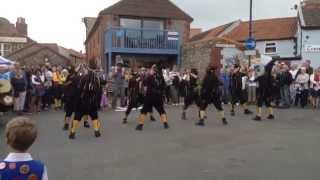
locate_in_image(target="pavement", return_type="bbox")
[1,105,320,180]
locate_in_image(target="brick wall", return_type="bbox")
[169,20,190,43]
[85,15,119,65]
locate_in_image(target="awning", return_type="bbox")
[0,56,14,65]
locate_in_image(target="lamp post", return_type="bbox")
[248,0,253,67]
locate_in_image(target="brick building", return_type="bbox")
[0,17,33,57]
[83,0,193,72]
[6,43,85,67]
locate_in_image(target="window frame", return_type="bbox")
[119,17,165,30]
[264,41,278,55]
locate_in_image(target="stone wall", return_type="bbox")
[181,41,213,77]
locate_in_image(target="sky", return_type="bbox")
[0,0,299,52]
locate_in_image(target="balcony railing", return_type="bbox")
[105,27,180,54]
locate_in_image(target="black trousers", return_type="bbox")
[64,98,74,118]
[257,96,271,107]
[183,90,199,110]
[141,95,165,115]
[295,89,309,108]
[231,89,247,106]
[199,94,223,111]
[74,104,98,121]
[125,95,141,115]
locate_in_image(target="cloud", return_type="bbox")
[0,0,299,51]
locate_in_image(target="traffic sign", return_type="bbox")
[244,50,256,56]
[245,37,256,50]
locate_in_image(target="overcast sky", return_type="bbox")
[1,0,299,52]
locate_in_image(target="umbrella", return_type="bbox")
[0,56,14,65]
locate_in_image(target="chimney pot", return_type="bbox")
[16,17,28,36]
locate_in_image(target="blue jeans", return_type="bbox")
[221,87,230,103]
[280,85,291,107]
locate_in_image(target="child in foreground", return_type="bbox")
[0,117,48,180]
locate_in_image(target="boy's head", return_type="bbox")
[5,117,37,152]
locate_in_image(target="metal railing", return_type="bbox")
[106,27,180,51]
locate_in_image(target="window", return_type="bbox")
[0,43,4,56]
[11,43,23,53]
[0,43,11,57]
[143,20,164,30]
[120,18,165,40]
[120,18,141,29]
[265,42,277,54]
[120,18,164,30]
[142,20,164,39]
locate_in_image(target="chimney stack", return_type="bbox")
[16,17,28,36]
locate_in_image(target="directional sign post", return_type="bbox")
[245,37,256,67]
[245,37,256,50]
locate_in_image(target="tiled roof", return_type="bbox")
[301,1,320,27]
[225,17,297,41]
[189,28,202,39]
[99,0,193,22]
[6,43,84,61]
[190,22,234,41]
[190,17,297,42]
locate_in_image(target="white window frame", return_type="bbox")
[264,41,277,55]
[0,43,4,56]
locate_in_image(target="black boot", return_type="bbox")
[122,118,128,124]
[253,116,262,121]
[222,118,228,125]
[267,114,275,120]
[196,119,205,126]
[63,123,69,131]
[94,130,101,138]
[182,112,186,120]
[135,124,143,131]
[163,122,169,129]
[150,116,156,122]
[69,132,76,139]
[84,121,90,128]
[244,109,253,115]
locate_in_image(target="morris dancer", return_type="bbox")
[196,67,228,126]
[135,65,169,131]
[69,61,104,139]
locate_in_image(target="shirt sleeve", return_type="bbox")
[32,75,40,85]
[42,166,48,180]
